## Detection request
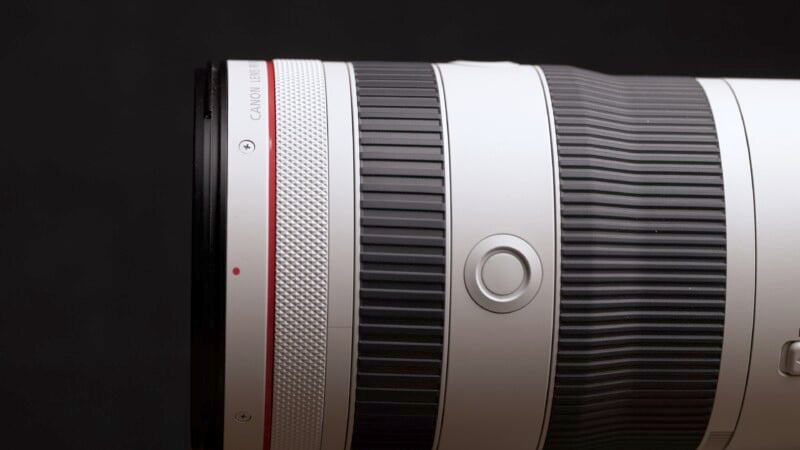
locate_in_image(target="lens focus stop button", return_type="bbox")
[465,234,542,314]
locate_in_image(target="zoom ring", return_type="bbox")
[542,66,726,450]
[351,62,446,450]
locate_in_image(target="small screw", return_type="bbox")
[234,411,252,423]
[238,139,256,154]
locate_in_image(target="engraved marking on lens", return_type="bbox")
[238,139,255,154]
[234,411,252,423]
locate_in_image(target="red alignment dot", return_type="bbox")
[232,267,241,276]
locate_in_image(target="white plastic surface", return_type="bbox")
[726,78,800,450]
[694,78,757,450]
[320,61,355,450]
[435,62,556,450]
[224,60,269,450]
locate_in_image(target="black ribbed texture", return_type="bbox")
[541,66,726,450]
[351,62,446,450]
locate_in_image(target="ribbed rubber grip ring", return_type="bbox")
[351,62,447,450]
[541,66,726,450]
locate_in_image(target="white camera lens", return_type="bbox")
[192,60,800,450]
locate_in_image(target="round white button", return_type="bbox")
[481,252,525,296]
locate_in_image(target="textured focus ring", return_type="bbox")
[351,62,447,450]
[271,59,329,450]
[541,66,726,450]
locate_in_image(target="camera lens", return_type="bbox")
[192,60,800,450]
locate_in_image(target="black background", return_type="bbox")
[2,1,799,448]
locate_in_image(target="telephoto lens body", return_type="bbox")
[192,60,800,450]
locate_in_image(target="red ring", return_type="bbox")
[263,59,277,450]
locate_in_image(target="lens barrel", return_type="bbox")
[192,60,800,450]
